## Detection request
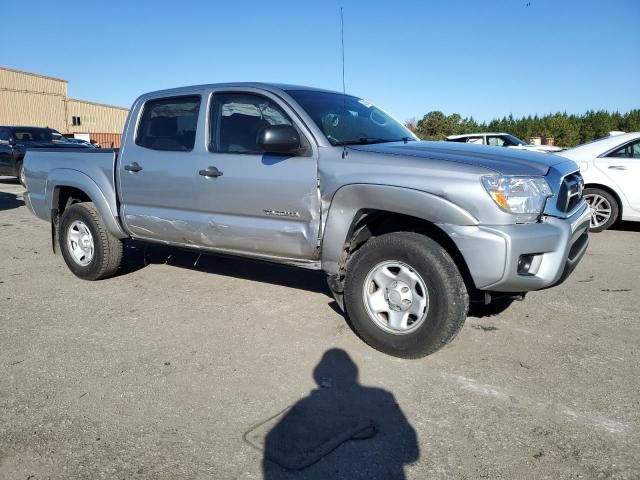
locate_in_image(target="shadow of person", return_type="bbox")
[261,349,419,479]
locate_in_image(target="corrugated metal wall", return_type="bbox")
[0,67,67,96]
[67,99,128,134]
[0,66,129,138]
[90,132,123,148]
[0,67,68,131]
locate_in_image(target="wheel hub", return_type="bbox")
[385,280,413,311]
[362,260,430,335]
[67,220,94,266]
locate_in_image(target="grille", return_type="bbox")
[556,172,584,213]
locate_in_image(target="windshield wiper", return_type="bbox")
[340,137,416,146]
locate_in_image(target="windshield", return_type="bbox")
[287,90,417,146]
[503,134,528,146]
[11,128,69,143]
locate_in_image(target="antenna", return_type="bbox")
[340,7,348,159]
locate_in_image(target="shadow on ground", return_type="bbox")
[611,221,640,233]
[0,176,20,185]
[0,191,24,211]
[468,297,515,318]
[247,349,419,479]
[120,240,330,295]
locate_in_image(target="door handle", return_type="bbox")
[607,165,626,170]
[199,166,223,178]
[124,162,143,173]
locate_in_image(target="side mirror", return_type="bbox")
[257,125,303,155]
[8,138,16,147]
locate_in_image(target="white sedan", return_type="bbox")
[446,132,562,152]
[559,132,640,231]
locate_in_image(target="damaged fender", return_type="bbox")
[320,184,479,275]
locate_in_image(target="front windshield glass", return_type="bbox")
[287,90,417,146]
[504,134,528,146]
[11,128,68,143]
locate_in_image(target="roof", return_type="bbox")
[561,132,640,159]
[0,65,67,83]
[4,126,58,131]
[446,133,509,139]
[138,82,344,99]
[68,98,129,111]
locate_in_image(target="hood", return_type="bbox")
[349,140,566,176]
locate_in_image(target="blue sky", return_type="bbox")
[4,0,638,122]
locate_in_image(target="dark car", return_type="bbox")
[0,126,89,185]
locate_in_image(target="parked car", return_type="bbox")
[559,132,640,231]
[23,83,590,358]
[446,132,562,153]
[67,138,97,148]
[0,126,89,185]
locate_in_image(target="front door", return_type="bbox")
[117,94,205,244]
[191,90,320,261]
[596,139,640,214]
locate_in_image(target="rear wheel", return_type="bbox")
[583,187,618,232]
[16,161,25,187]
[344,232,469,358]
[59,202,123,280]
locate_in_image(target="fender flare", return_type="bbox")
[46,168,128,239]
[321,184,478,274]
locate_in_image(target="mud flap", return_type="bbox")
[326,274,345,312]
[51,209,59,254]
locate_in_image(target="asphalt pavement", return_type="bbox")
[1,178,638,479]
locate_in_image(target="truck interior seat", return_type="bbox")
[220,113,268,153]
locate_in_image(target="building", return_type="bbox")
[0,66,128,147]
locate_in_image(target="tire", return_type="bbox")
[583,187,619,232]
[16,161,25,187]
[59,202,123,280]
[344,232,469,358]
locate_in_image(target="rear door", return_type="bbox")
[191,89,320,260]
[117,93,205,244]
[596,139,640,213]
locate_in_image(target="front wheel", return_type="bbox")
[59,202,123,280]
[344,232,469,358]
[583,187,618,232]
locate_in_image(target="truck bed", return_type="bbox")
[24,149,120,225]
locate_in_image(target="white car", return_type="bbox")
[446,132,562,153]
[559,132,640,231]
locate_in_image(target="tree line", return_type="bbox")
[405,109,640,148]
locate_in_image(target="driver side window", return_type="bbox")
[209,93,300,154]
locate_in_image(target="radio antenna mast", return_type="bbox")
[340,7,348,159]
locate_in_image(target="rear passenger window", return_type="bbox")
[136,96,200,151]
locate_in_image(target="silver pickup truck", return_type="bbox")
[23,83,590,358]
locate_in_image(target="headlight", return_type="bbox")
[481,175,552,223]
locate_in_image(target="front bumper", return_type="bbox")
[442,201,590,292]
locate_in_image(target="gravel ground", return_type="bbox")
[1,178,638,479]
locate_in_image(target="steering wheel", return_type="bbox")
[370,109,388,126]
